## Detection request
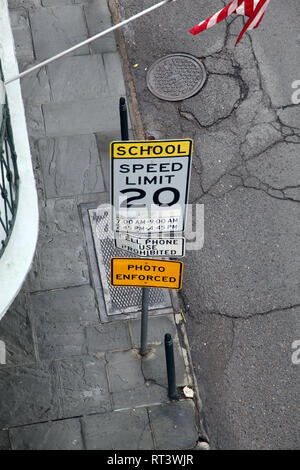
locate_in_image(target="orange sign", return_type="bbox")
[110,258,183,290]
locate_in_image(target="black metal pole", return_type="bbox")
[119,97,149,357]
[140,287,150,356]
[119,97,129,141]
[164,333,178,399]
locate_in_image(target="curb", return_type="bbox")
[108,0,145,140]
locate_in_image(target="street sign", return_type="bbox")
[110,139,193,233]
[115,233,185,257]
[110,258,183,289]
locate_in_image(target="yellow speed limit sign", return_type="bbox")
[110,258,183,290]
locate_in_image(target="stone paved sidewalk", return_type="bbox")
[0,0,201,450]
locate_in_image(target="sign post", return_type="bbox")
[118,99,150,356]
[140,288,149,357]
[115,98,191,356]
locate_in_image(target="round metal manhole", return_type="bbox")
[146,53,206,101]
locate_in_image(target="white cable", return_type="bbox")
[4,0,177,85]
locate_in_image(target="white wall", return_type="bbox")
[0,0,39,320]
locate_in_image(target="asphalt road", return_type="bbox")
[115,0,300,449]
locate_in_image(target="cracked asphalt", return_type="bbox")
[114,0,300,449]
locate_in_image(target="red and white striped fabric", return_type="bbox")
[189,0,271,45]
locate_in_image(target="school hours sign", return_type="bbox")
[111,139,193,233]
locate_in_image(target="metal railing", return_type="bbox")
[0,62,19,260]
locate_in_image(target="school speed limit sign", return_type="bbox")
[111,139,193,233]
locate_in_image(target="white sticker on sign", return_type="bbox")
[114,208,182,233]
[115,233,185,258]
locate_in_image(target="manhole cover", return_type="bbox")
[146,53,206,101]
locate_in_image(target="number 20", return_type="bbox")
[120,187,180,208]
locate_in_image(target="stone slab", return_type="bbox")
[47,55,107,102]
[19,60,51,105]
[76,191,110,205]
[42,0,72,6]
[57,355,111,417]
[95,133,112,191]
[43,97,120,136]
[94,127,135,193]
[38,196,83,239]
[102,52,126,96]
[28,197,90,290]
[94,127,134,191]
[149,400,198,450]
[24,105,45,137]
[27,137,47,203]
[106,349,168,409]
[8,0,40,7]
[0,291,35,366]
[83,0,117,54]
[0,363,60,427]
[37,135,105,198]
[10,418,83,450]
[47,53,126,100]
[9,8,34,59]
[129,315,177,348]
[142,343,188,388]
[30,285,99,360]
[23,248,42,293]
[86,322,131,353]
[29,6,89,60]
[82,408,153,450]
[0,430,11,450]
[37,233,90,290]
[47,52,126,98]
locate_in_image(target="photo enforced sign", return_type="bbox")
[110,139,193,233]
